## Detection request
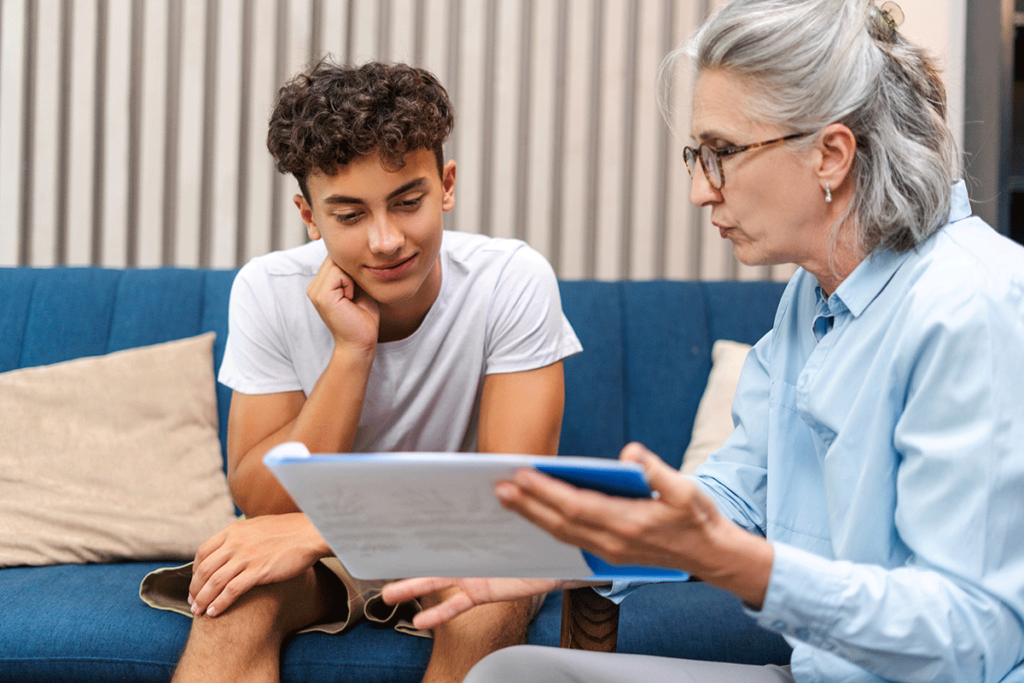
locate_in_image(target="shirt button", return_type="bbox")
[772,620,787,631]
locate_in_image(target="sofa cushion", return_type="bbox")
[0,333,237,567]
[680,340,752,475]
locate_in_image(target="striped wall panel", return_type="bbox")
[2,0,953,281]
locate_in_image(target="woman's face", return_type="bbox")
[689,70,831,272]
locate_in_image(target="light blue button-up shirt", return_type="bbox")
[693,181,1024,682]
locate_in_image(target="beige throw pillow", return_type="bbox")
[0,333,238,568]
[680,340,752,476]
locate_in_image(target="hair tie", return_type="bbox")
[870,1,904,41]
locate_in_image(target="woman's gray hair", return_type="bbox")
[661,0,960,256]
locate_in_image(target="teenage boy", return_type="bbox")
[170,60,581,683]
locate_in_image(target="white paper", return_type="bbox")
[265,445,602,579]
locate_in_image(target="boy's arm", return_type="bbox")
[477,361,565,456]
[225,342,374,517]
[227,256,379,518]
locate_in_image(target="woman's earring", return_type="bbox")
[824,182,833,204]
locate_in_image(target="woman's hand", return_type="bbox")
[382,577,593,631]
[187,512,332,618]
[496,442,774,608]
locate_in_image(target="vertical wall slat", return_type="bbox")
[388,0,417,65]
[453,0,486,237]
[595,0,627,280]
[349,0,379,65]
[54,0,72,264]
[279,0,315,251]
[545,0,569,270]
[585,0,607,278]
[558,0,594,279]
[210,0,243,269]
[137,0,168,267]
[0,0,26,266]
[90,0,107,265]
[66,0,98,266]
[652,0,674,279]
[124,0,144,266]
[162,0,181,263]
[242,0,276,263]
[100,0,131,267]
[477,0,497,237]
[173,0,207,267]
[233,0,252,265]
[484,0,521,240]
[20,0,35,266]
[33,0,65,267]
[619,0,639,278]
[197,0,220,268]
[512,0,533,244]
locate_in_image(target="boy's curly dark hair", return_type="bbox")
[267,60,455,202]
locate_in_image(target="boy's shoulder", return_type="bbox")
[237,240,328,283]
[442,230,553,278]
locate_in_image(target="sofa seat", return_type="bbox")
[1,562,789,682]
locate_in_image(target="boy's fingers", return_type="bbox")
[410,592,476,631]
[382,577,456,605]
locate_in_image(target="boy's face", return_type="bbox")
[296,149,456,319]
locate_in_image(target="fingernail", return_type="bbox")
[495,483,515,501]
[207,605,217,617]
[190,603,199,615]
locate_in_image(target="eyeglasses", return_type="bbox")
[683,132,809,190]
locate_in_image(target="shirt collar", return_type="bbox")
[830,180,970,318]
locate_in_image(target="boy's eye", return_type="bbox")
[334,211,362,224]
[395,197,422,210]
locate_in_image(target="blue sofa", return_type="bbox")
[0,266,792,682]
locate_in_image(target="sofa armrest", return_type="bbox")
[559,587,619,651]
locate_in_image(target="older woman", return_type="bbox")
[383,0,1024,681]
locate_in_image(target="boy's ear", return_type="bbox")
[816,123,856,194]
[441,160,457,212]
[294,194,321,240]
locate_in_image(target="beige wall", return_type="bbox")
[0,0,967,280]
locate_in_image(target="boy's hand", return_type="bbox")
[307,256,380,351]
[187,513,332,618]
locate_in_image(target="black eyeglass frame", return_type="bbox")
[683,132,810,190]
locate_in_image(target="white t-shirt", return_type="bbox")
[218,230,582,453]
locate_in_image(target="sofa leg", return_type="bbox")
[559,587,619,652]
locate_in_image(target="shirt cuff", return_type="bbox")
[591,580,645,604]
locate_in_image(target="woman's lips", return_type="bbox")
[365,254,417,280]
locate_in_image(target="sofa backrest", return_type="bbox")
[0,268,237,460]
[0,268,786,469]
[558,280,784,467]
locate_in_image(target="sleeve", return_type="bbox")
[751,278,1024,683]
[691,329,773,536]
[483,244,582,375]
[217,264,304,394]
